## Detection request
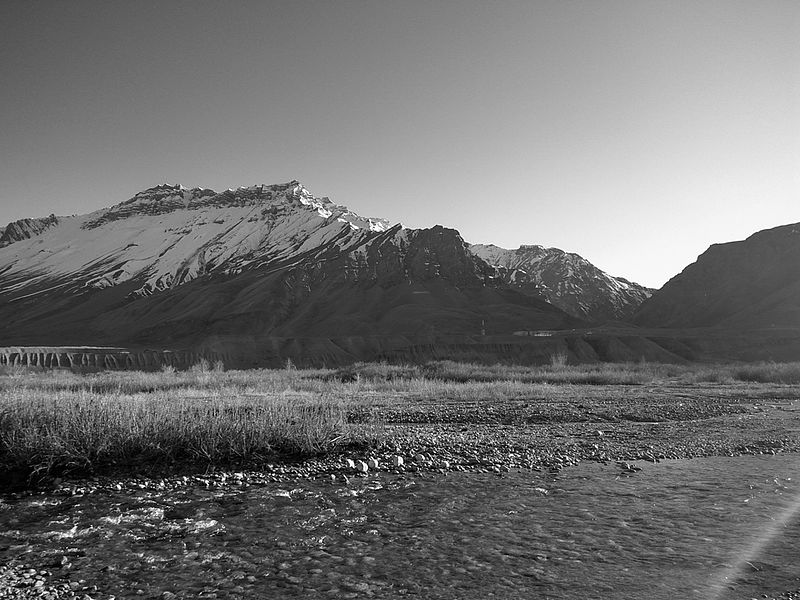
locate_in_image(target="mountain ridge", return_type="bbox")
[0,214,59,247]
[4,180,798,366]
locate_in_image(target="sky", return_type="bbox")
[1,1,798,289]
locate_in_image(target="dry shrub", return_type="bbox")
[732,362,800,384]
[0,386,372,482]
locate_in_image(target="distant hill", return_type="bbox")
[635,223,800,329]
[470,244,652,323]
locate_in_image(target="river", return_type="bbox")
[2,454,799,599]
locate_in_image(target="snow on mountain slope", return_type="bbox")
[0,181,391,300]
[470,243,653,322]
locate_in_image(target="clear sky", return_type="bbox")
[1,1,798,288]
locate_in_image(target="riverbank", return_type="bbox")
[3,362,800,495]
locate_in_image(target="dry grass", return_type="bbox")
[0,376,376,482]
[680,361,800,384]
[4,358,800,482]
[330,359,683,386]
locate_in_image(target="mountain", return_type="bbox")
[470,244,652,323]
[634,222,800,329]
[0,181,581,365]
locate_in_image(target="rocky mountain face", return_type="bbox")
[0,181,581,365]
[470,244,652,323]
[0,214,59,247]
[634,223,800,329]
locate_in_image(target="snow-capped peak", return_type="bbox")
[0,180,397,301]
[285,182,391,232]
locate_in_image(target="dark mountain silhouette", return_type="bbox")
[635,223,800,329]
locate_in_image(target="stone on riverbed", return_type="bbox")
[392,455,404,467]
[356,460,369,473]
[367,458,379,469]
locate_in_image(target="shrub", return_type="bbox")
[550,351,569,369]
[732,362,800,384]
[0,385,378,483]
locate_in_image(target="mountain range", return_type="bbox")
[1,181,798,366]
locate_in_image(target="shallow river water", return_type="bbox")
[2,454,800,599]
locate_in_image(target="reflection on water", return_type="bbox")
[2,454,799,599]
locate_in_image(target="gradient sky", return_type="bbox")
[1,1,798,288]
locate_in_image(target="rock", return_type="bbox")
[414,453,427,463]
[345,459,356,469]
[367,458,379,469]
[391,455,404,467]
[346,581,371,593]
[356,460,369,473]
